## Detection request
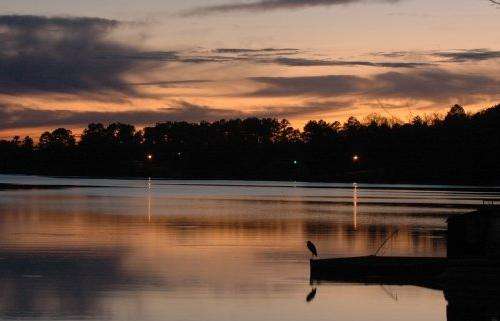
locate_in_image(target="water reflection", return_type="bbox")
[1,176,499,321]
[148,180,152,222]
[310,279,500,321]
[445,285,500,321]
[0,248,163,319]
[353,183,358,230]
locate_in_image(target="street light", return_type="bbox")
[147,154,153,161]
[352,155,359,162]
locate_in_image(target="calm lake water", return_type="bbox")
[1,174,500,321]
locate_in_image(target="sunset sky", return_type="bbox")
[1,0,499,138]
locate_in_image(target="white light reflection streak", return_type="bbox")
[353,182,358,230]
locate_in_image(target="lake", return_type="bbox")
[1,174,499,321]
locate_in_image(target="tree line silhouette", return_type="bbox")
[1,104,499,184]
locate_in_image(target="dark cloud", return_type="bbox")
[257,100,355,118]
[272,57,431,68]
[0,15,119,30]
[182,0,402,16]
[0,102,235,130]
[250,69,500,102]
[433,49,500,62]
[371,70,500,101]
[0,100,353,130]
[0,15,176,98]
[251,74,371,97]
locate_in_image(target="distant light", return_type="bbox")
[293,160,298,165]
[147,154,153,160]
[352,155,359,162]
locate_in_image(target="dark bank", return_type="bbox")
[1,103,500,185]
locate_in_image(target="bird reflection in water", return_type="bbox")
[306,288,317,303]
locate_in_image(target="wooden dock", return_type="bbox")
[310,206,500,289]
[310,255,448,285]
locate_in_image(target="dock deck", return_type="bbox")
[310,255,448,285]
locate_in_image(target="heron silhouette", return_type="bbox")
[306,241,318,258]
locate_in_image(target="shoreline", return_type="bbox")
[1,175,500,192]
[0,183,81,190]
[0,169,498,188]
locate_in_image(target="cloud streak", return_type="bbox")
[174,51,431,69]
[214,48,300,54]
[372,49,500,63]
[272,57,431,68]
[433,49,500,62]
[182,0,402,16]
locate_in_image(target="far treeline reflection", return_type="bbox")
[1,104,499,184]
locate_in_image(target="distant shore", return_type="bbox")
[0,183,76,190]
[1,175,500,191]
[2,169,500,187]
